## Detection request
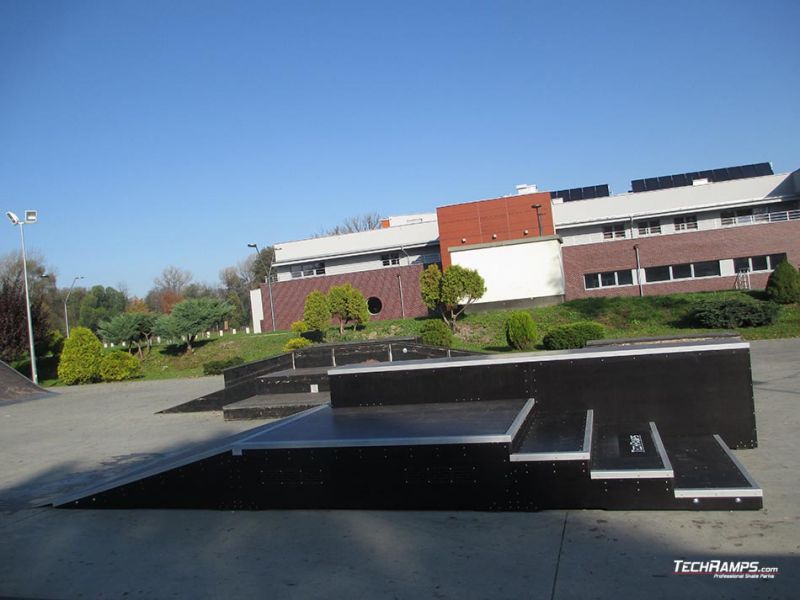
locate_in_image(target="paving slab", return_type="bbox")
[0,339,798,599]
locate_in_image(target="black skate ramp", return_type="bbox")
[0,359,50,402]
[53,337,762,511]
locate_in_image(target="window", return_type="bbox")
[734,253,788,272]
[674,215,698,231]
[367,296,383,315]
[290,261,326,279]
[721,208,753,226]
[584,270,634,289]
[644,260,722,283]
[602,223,627,240]
[693,261,721,278]
[637,219,661,235]
[672,264,692,279]
[644,266,671,282]
[381,252,400,266]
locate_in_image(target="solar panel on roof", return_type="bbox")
[629,162,773,193]
[550,183,611,202]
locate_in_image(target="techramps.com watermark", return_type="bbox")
[673,559,779,580]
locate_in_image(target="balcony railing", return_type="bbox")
[721,209,800,227]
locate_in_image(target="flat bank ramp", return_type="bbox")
[0,360,49,401]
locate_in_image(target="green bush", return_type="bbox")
[504,311,538,350]
[283,337,313,352]
[57,327,104,384]
[692,296,779,328]
[303,291,331,338]
[100,351,142,382]
[202,356,246,376]
[766,260,800,304]
[290,320,309,334]
[542,322,605,350]
[420,319,454,348]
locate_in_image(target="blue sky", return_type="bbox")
[1,0,798,296]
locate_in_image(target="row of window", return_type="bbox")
[290,261,326,278]
[601,203,799,241]
[584,253,788,289]
[602,215,699,240]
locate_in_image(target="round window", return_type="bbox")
[367,296,383,315]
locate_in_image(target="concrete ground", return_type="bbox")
[0,340,798,599]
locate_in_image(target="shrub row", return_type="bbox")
[202,356,246,376]
[542,322,606,350]
[58,327,142,384]
[692,296,779,328]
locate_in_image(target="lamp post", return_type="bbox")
[247,243,276,332]
[64,276,85,338]
[6,210,39,383]
[532,204,543,236]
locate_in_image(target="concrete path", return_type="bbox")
[0,340,798,599]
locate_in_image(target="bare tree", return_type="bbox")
[315,212,383,237]
[153,266,193,294]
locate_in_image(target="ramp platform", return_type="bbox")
[54,337,762,511]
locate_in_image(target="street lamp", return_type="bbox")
[247,243,276,332]
[6,210,39,383]
[532,204,543,237]
[64,276,85,338]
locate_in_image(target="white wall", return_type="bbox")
[250,288,263,334]
[451,239,565,304]
[275,248,440,282]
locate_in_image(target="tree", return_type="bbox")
[316,213,382,237]
[153,266,193,295]
[0,268,51,363]
[766,260,800,304]
[419,264,486,330]
[302,290,331,337]
[78,285,127,331]
[57,327,103,384]
[97,312,157,358]
[327,284,370,334]
[156,298,232,353]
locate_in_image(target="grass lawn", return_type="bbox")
[35,290,799,385]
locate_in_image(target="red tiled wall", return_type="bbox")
[562,221,800,300]
[437,192,554,269]
[260,264,429,331]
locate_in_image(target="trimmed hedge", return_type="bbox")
[766,260,800,304]
[58,327,104,385]
[100,351,141,382]
[504,311,538,351]
[692,296,779,328]
[420,319,453,348]
[202,356,246,376]
[283,337,313,352]
[542,322,605,350]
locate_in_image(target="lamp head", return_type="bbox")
[247,243,258,249]
[6,211,20,225]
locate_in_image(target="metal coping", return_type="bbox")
[51,405,329,506]
[231,398,536,452]
[327,341,750,377]
[509,409,593,463]
[590,421,675,480]
[673,434,763,499]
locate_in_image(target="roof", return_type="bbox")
[553,172,798,228]
[274,218,439,265]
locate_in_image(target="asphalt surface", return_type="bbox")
[0,339,798,599]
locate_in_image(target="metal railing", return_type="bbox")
[721,209,800,227]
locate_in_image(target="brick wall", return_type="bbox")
[437,191,554,269]
[260,264,429,331]
[562,220,800,300]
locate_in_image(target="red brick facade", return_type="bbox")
[261,264,429,331]
[562,220,800,300]
[436,191,554,269]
